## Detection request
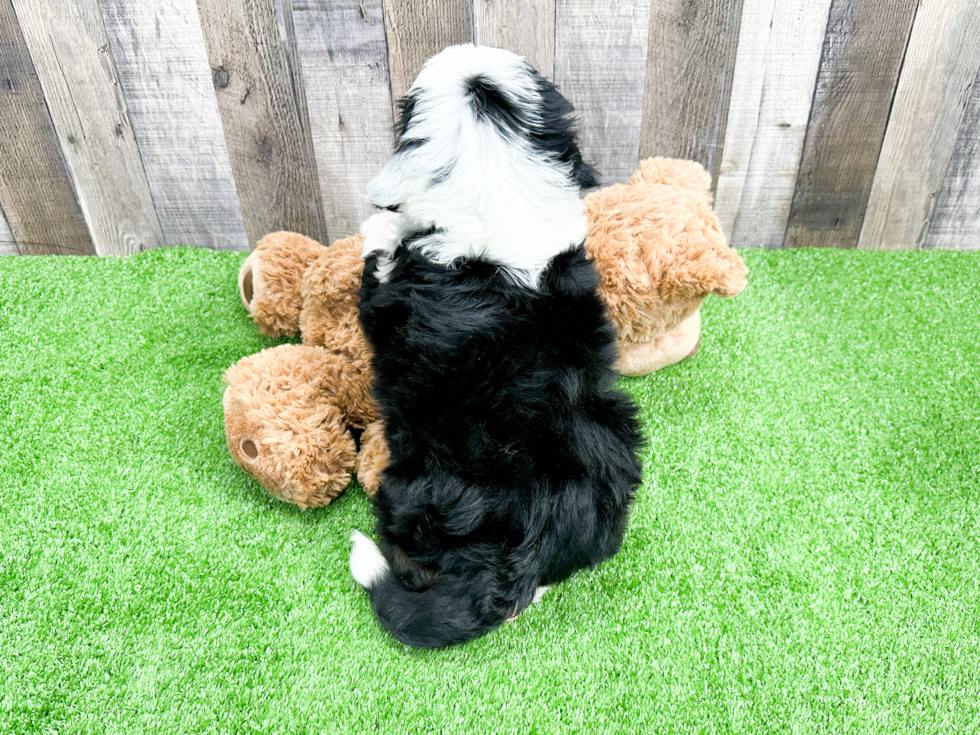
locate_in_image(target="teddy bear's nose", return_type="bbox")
[241,439,259,458]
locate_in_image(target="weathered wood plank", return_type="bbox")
[271,0,324,233]
[0,0,94,255]
[709,0,773,236]
[196,0,325,247]
[555,0,652,184]
[290,0,394,238]
[727,0,834,249]
[639,0,744,186]
[858,0,980,250]
[785,0,919,249]
[99,0,249,250]
[383,1,473,102]
[473,0,555,79]
[924,67,980,249]
[13,0,164,256]
[0,204,17,255]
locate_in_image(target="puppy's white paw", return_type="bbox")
[532,585,552,604]
[359,211,403,259]
[349,530,389,589]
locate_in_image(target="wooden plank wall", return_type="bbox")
[1,0,979,255]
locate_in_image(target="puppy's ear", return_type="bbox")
[574,160,600,191]
[368,91,423,210]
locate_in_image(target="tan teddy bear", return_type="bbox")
[223,158,746,509]
[223,232,388,509]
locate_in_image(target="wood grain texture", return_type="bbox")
[712,0,774,237]
[290,0,394,238]
[473,0,556,79]
[272,0,319,187]
[13,0,164,255]
[785,0,919,249]
[555,0,652,184]
[0,204,16,254]
[99,0,248,250]
[0,0,94,255]
[197,0,325,247]
[383,1,473,102]
[639,0,743,185]
[727,0,834,249]
[926,65,980,250]
[858,0,980,250]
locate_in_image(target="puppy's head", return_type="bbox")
[366,44,597,288]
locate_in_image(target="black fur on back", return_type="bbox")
[358,244,643,648]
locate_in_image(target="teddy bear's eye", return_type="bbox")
[241,439,259,458]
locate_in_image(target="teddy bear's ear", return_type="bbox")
[630,158,712,195]
[241,232,326,337]
[708,247,749,297]
[657,242,748,301]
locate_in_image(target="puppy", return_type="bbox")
[349,44,642,648]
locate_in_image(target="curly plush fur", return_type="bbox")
[223,344,359,509]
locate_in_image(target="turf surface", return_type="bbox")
[0,247,978,733]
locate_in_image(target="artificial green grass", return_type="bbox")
[0,247,977,734]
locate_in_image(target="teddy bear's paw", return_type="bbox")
[354,421,390,498]
[225,410,357,510]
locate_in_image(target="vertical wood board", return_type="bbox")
[639,0,744,185]
[383,1,474,102]
[555,0,652,184]
[0,0,94,255]
[473,0,556,79]
[99,0,249,250]
[785,0,919,249]
[291,0,394,238]
[712,0,775,238]
[728,0,834,249]
[197,0,325,247]
[273,0,325,234]
[926,65,980,249]
[13,0,165,255]
[858,0,980,250]
[0,203,16,254]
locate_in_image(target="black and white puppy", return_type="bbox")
[349,44,642,648]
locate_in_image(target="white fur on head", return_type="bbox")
[364,44,588,289]
[349,530,390,589]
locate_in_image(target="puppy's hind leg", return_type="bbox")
[505,585,553,623]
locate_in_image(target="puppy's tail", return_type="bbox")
[349,530,530,649]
